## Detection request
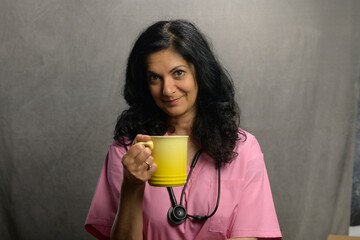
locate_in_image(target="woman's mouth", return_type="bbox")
[165,96,182,105]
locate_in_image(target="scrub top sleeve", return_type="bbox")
[230,135,282,239]
[84,143,126,240]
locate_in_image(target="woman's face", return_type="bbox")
[146,49,198,122]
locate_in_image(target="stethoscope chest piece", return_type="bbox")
[168,205,187,224]
[166,150,221,225]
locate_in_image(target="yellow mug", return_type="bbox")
[138,136,188,187]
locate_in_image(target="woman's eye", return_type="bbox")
[174,70,185,77]
[148,74,160,81]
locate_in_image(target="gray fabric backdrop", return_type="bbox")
[1,0,359,239]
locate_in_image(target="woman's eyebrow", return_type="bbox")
[168,65,187,73]
[146,65,187,75]
[146,70,157,75]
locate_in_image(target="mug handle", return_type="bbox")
[137,140,154,150]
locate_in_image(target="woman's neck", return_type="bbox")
[167,114,200,165]
[167,115,194,136]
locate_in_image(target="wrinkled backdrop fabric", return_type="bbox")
[0,0,359,239]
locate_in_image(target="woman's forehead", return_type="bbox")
[146,49,192,71]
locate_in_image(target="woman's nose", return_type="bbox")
[162,78,176,96]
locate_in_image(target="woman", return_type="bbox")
[85,20,282,240]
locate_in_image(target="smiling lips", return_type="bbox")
[164,96,183,105]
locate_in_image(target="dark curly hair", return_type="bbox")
[114,19,246,164]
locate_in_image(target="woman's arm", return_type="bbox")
[110,135,157,240]
[110,179,145,240]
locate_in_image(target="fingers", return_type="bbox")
[124,142,147,161]
[121,134,156,184]
[147,161,157,175]
[127,134,152,163]
[142,149,157,172]
[133,134,151,144]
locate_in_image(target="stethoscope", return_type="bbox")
[167,150,221,225]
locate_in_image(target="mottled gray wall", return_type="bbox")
[351,88,360,226]
[1,0,359,239]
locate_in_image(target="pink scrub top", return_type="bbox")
[84,131,282,240]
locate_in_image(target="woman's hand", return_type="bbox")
[121,134,157,185]
[111,134,158,240]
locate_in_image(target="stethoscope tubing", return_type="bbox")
[167,151,221,224]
